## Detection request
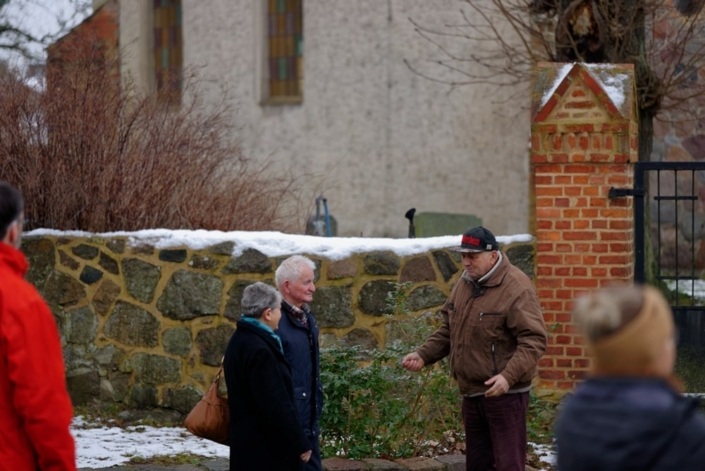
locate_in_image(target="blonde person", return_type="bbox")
[223,282,312,470]
[556,284,705,470]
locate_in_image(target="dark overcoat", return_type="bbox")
[556,377,705,471]
[224,319,311,471]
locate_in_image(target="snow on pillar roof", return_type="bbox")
[531,62,636,124]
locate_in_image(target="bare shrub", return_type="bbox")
[0,42,306,233]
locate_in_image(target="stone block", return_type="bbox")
[505,244,535,280]
[106,238,126,254]
[130,353,181,385]
[311,285,355,328]
[195,324,236,366]
[157,270,223,320]
[92,279,121,316]
[406,285,447,312]
[71,243,99,260]
[400,256,436,283]
[44,271,85,306]
[161,385,203,415]
[358,280,396,316]
[22,237,56,292]
[66,306,98,344]
[224,279,269,321]
[434,455,466,471]
[163,327,193,357]
[189,254,221,270]
[159,248,188,263]
[432,250,459,282]
[122,258,161,303]
[207,241,235,255]
[222,248,272,274]
[80,265,103,285]
[322,457,368,471]
[66,369,100,406]
[364,251,400,275]
[395,457,444,471]
[361,458,407,470]
[99,251,120,274]
[131,243,154,255]
[59,250,80,270]
[327,259,358,279]
[104,301,160,347]
[338,328,379,350]
[199,458,231,471]
[128,383,158,408]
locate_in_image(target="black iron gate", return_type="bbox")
[616,161,705,351]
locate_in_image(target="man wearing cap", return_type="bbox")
[403,226,547,471]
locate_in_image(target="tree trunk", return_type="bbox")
[556,0,656,161]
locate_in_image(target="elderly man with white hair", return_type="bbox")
[275,255,323,471]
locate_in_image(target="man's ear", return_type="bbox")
[4,220,20,248]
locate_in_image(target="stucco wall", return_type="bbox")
[21,232,534,412]
[118,0,530,238]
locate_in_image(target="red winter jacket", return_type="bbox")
[0,242,76,471]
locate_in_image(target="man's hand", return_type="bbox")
[484,374,509,397]
[301,450,312,462]
[402,352,425,372]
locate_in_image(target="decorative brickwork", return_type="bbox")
[531,63,638,393]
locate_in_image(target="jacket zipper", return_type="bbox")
[491,342,499,376]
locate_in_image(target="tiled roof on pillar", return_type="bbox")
[532,62,636,124]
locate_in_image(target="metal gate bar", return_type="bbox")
[633,161,705,308]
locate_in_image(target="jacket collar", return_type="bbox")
[0,242,28,277]
[462,252,509,288]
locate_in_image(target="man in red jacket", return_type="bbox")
[0,182,76,471]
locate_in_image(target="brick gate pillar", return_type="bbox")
[530,63,639,394]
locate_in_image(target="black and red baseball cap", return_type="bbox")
[450,226,499,252]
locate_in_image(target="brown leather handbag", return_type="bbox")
[184,366,229,445]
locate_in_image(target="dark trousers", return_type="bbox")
[304,433,322,471]
[461,392,529,471]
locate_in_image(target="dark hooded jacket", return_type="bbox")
[556,377,705,471]
[224,319,311,471]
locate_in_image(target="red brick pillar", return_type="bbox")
[530,63,639,394]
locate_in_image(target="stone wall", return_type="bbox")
[21,233,534,412]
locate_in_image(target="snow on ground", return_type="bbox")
[72,416,228,468]
[72,416,556,470]
[530,442,557,470]
[666,279,705,302]
[28,229,533,261]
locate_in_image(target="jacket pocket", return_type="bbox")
[293,386,312,429]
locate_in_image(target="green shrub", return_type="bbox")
[319,282,462,459]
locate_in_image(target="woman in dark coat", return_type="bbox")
[223,282,312,471]
[555,285,705,471]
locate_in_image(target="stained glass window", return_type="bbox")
[268,0,303,99]
[153,0,182,103]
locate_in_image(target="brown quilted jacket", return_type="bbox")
[416,255,547,396]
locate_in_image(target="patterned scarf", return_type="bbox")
[283,300,310,328]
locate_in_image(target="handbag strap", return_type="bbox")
[213,356,224,383]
